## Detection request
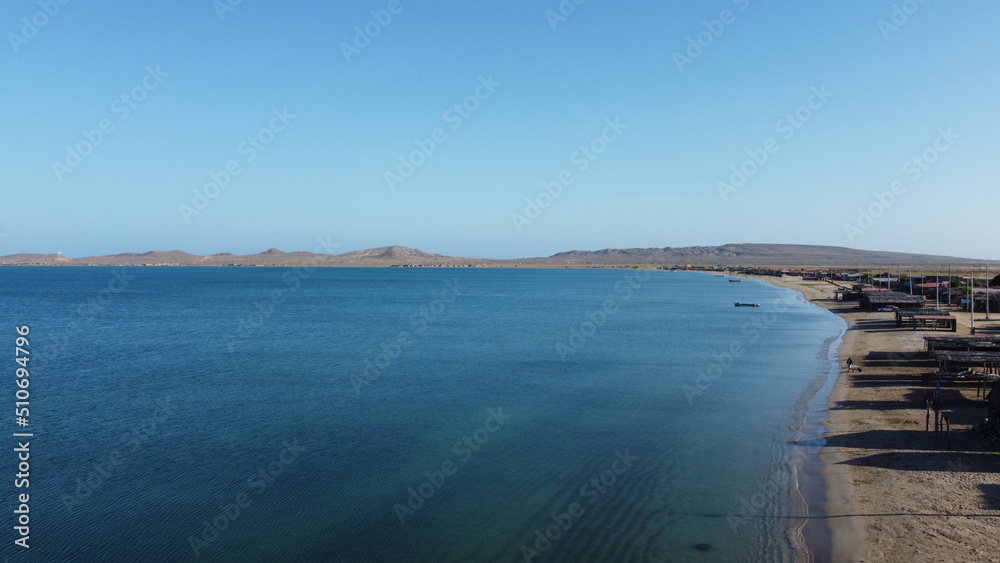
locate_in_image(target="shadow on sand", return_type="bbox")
[833,449,1000,471]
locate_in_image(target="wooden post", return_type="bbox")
[943,413,951,450]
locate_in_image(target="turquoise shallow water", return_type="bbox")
[0,267,843,562]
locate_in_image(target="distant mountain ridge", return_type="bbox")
[544,243,983,266]
[338,245,443,261]
[0,243,996,267]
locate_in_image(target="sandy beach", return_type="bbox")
[752,275,1000,562]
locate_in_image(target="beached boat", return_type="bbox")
[734,302,760,307]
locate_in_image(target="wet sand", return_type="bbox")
[753,275,1000,562]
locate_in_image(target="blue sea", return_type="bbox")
[0,267,845,562]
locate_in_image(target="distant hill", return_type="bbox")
[1,243,996,268]
[79,250,199,263]
[336,245,446,264]
[0,245,486,267]
[1,253,72,263]
[539,243,989,267]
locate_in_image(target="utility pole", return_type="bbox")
[971,283,976,334]
[948,265,952,306]
[972,264,981,334]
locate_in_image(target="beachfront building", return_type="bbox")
[858,290,926,310]
[896,309,957,331]
[913,282,949,294]
[925,335,1000,378]
[832,272,862,282]
[968,288,1000,312]
[872,275,899,291]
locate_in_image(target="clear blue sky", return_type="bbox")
[3,1,998,259]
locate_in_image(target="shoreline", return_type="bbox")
[749,273,1000,562]
[740,273,857,562]
[747,274,867,562]
[789,329,848,563]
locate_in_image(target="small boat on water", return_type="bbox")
[734,302,760,307]
[728,279,742,282]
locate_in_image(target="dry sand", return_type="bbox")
[751,275,1000,562]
